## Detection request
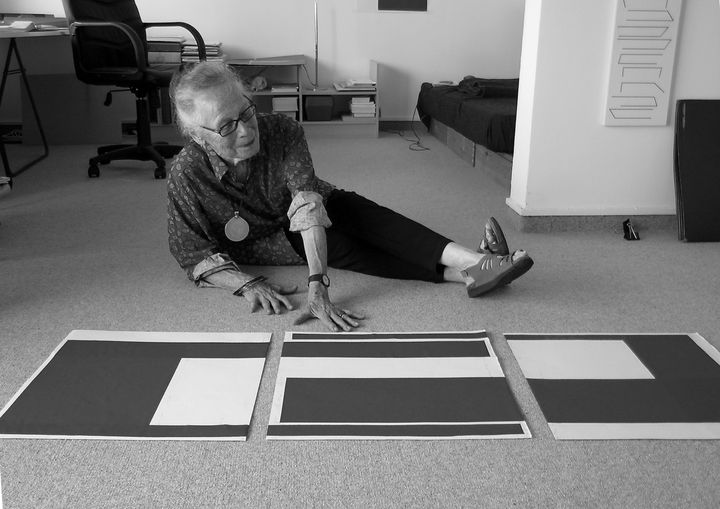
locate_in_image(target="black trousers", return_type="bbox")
[286,189,452,282]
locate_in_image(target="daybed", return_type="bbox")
[416,77,518,187]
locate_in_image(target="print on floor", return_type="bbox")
[506,333,720,440]
[0,330,271,440]
[267,330,530,440]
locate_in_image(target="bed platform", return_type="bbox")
[416,78,518,189]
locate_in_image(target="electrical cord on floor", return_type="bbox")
[384,108,430,152]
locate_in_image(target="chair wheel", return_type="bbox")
[88,164,100,178]
[154,167,166,179]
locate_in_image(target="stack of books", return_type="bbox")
[272,97,298,119]
[348,97,376,119]
[182,41,224,63]
[270,82,299,93]
[333,78,376,92]
[147,36,184,65]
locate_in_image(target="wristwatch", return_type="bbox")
[307,273,330,287]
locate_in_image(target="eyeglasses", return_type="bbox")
[200,98,256,137]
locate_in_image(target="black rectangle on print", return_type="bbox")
[280,377,523,423]
[529,379,720,424]
[0,344,181,436]
[290,331,487,341]
[624,335,720,379]
[281,340,490,358]
[379,0,427,11]
[0,340,267,437]
[267,423,524,438]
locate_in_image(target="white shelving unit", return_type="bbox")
[227,56,379,137]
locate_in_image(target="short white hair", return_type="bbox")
[169,62,249,138]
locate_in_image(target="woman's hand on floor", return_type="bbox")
[243,281,298,314]
[293,284,365,332]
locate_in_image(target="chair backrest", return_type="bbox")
[62,0,148,79]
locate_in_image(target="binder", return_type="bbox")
[673,100,720,241]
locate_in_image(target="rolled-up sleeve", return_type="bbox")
[190,252,241,287]
[287,190,332,232]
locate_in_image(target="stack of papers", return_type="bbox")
[182,41,224,63]
[272,97,298,120]
[333,79,376,92]
[349,97,376,118]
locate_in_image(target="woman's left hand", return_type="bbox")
[293,284,365,332]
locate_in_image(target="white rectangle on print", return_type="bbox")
[150,358,265,426]
[277,356,503,379]
[269,356,503,426]
[550,422,720,440]
[507,340,654,379]
[66,330,271,343]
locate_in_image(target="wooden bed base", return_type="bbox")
[429,119,512,191]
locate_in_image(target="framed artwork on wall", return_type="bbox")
[378,0,427,12]
[603,0,683,126]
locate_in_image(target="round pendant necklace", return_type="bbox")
[225,211,249,242]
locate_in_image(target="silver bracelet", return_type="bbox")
[232,276,266,296]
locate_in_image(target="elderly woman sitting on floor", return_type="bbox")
[166,62,533,332]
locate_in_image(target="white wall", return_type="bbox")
[136,0,525,120]
[0,0,64,17]
[509,0,720,217]
[0,0,525,121]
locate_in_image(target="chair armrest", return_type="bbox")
[70,20,149,71]
[144,21,207,61]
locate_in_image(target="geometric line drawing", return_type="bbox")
[617,25,669,38]
[619,82,665,93]
[619,38,671,50]
[618,53,662,65]
[621,67,662,80]
[610,96,658,108]
[624,10,673,22]
[604,0,683,126]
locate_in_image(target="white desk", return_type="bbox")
[0,29,67,178]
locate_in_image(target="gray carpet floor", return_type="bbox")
[1,131,719,508]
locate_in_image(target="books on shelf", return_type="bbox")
[147,36,185,51]
[271,82,299,92]
[148,51,181,64]
[147,36,183,65]
[182,41,224,63]
[350,106,376,114]
[349,97,376,118]
[272,97,298,120]
[272,97,298,111]
[341,114,375,122]
[347,78,376,87]
[333,79,376,92]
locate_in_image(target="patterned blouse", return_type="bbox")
[167,113,335,283]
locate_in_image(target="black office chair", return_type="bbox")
[61,0,206,178]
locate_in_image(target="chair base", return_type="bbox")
[89,142,182,179]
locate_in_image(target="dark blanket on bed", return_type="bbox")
[416,79,518,153]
